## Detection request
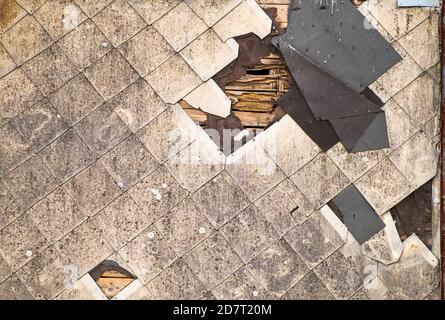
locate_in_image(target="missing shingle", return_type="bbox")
[89,260,136,299]
[179,7,291,155]
[391,180,433,249]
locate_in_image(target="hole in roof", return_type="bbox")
[179,7,291,156]
[391,180,434,249]
[89,260,136,299]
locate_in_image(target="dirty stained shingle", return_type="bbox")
[0,0,440,301]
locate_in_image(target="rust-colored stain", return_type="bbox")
[0,0,22,31]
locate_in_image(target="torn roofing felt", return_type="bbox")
[273,0,396,152]
[279,0,402,92]
[330,185,385,245]
[213,8,282,89]
[213,32,274,88]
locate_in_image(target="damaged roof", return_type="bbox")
[0,0,441,300]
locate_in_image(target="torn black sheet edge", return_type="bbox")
[275,39,390,151]
[330,185,385,245]
[281,0,401,93]
[278,85,339,151]
[275,39,382,120]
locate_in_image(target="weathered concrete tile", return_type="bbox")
[73,0,112,17]
[220,205,279,262]
[0,15,53,65]
[201,291,216,300]
[0,0,27,33]
[28,185,86,244]
[377,42,423,97]
[15,0,46,13]
[278,178,316,220]
[0,123,31,177]
[314,236,377,300]
[137,104,198,162]
[92,194,149,251]
[41,129,95,183]
[184,232,243,290]
[213,0,272,41]
[351,277,396,300]
[327,143,386,182]
[247,239,308,297]
[3,155,58,210]
[55,222,113,276]
[146,258,207,300]
[191,170,250,228]
[0,181,23,231]
[254,184,299,236]
[212,267,270,300]
[16,245,72,299]
[153,2,207,52]
[424,287,441,300]
[0,69,43,123]
[379,234,439,300]
[58,19,111,71]
[146,54,202,104]
[256,115,320,176]
[127,0,180,24]
[0,44,15,78]
[291,153,350,209]
[34,0,87,40]
[155,197,214,256]
[128,166,188,223]
[119,26,174,77]
[110,79,167,133]
[57,274,107,300]
[283,272,335,300]
[75,104,132,157]
[185,0,242,27]
[0,275,33,300]
[101,135,158,190]
[184,79,231,118]
[165,128,225,192]
[368,80,391,104]
[22,44,78,96]
[393,73,439,128]
[118,226,178,284]
[285,207,347,270]
[64,161,122,216]
[398,13,438,71]
[48,73,104,126]
[365,0,429,40]
[93,0,146,47]
[426,62,440,83]
[180,29,238,81]
[84,49,139,100]
[112,279,150,300]
[226,140,285,202]
[423,114,440,139]
[0,254,12,284]
[390,132,438,189]
[360,212,403,265]
[383,99,419,153]
[357,5,394,43]
[11,99,68,153]
[355,158,411,215]
[0,214,49,270]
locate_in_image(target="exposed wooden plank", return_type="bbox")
[233,111,276,127]
[179,2,290,130]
